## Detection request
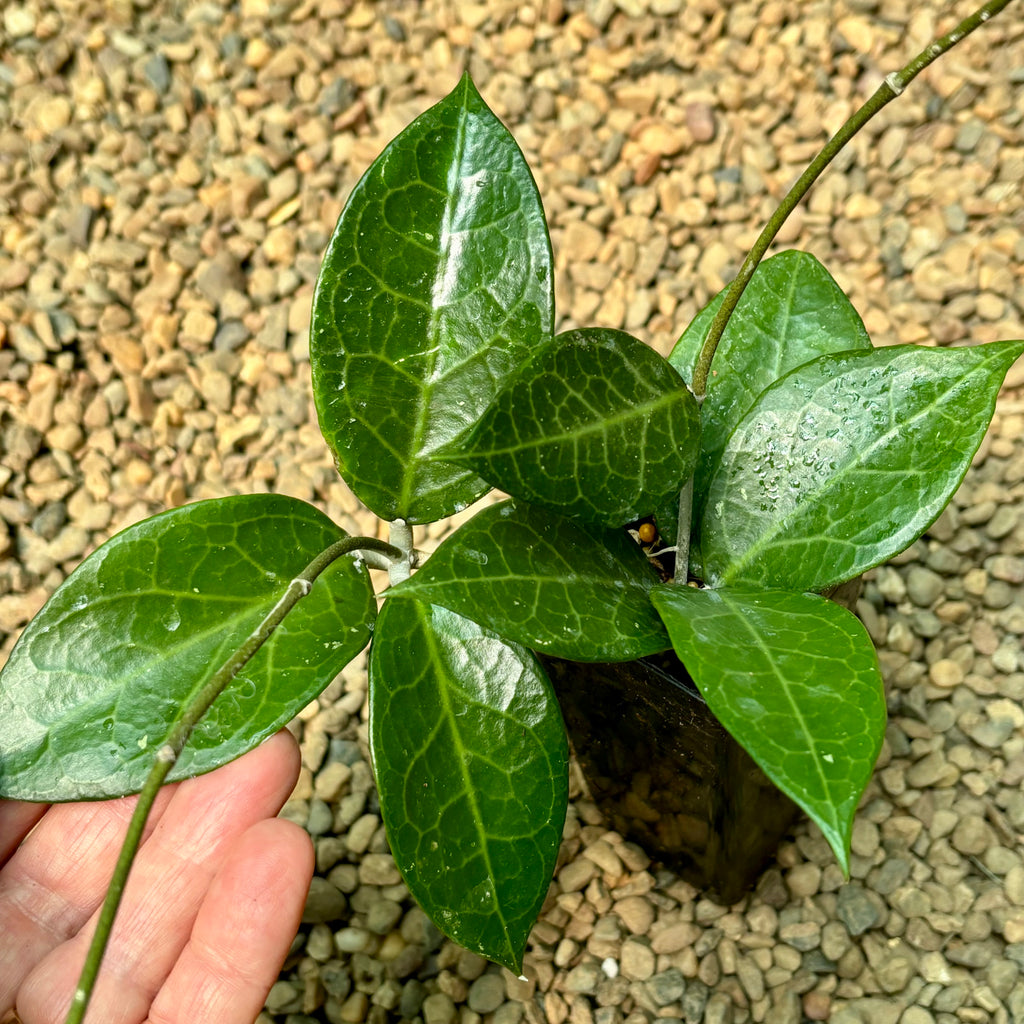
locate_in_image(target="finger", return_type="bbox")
[146,818,313,1024]
[17,730,301,1024]
[0,801,48,863]
[0,787,177,1016]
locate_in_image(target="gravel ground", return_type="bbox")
[2,2,1023,1023]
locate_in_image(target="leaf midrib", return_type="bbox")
[416,604,516,963]
[468,387,688,460]
[717,592,838,825]
[399,85,473,516]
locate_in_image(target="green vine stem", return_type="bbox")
[690,0,1016,398]
[65,535,402,1024]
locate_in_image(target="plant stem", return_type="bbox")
[65,535,402,1024]
[690,0,1016,398]
[387,519,416,585]
[673,476,693,582]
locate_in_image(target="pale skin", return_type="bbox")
[0,730,312,1024]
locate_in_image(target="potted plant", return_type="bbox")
[0,1,1019,1019]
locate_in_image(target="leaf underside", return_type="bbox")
[651,584,886,873]
[700,339,1024,591]
[453,327,701,527]
[0,495,375,801]
[369,597,568,972]
[393,500,670,662]
[310,72,554,524]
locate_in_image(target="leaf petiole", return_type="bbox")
[65,534,401,1024]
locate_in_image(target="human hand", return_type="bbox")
[0,729,313,1024]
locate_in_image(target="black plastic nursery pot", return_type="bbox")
[541,649,799,906]
[540,579,863,906]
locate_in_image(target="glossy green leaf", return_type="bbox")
[0,495,375,801]
[651,584,885,872]
[701,339,1024,591]
[394,500,669,661]
[310,72,554,524]
[448,328,700,527]
[669,251,872,564]
[369,597,567,972]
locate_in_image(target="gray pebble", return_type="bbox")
[870,857,912,895]
[875,953,916,993]
[966,716,1014,748]
[399,979,427,1018]
[564,960,602,995]
[837,883,882,935]
[924,547,961,574]
[370,978,402,1010]
[32,502,67,540]
[801,950,838,974]
[316,837,347,874]
[301,877,347,924]
[765,991,801,1024]
[306,923,334,962]
[278,798,309,829]
[330,738,364,765]
[143,53,172,92]
[778,921,821,951]
[682,979,709,1023]
[704,992,733,1024]
[306,798,334,837]
[350,951,385,992]
[334,926,375,953]
[220,31,243,58]
[213,319,250,351]
[899,1008,936,1024]
[383,16,406,42]
[467,973,505,1014]
[422,992,457,1024]
[358,852,401,886]
[983,580,1014,608]
[265,981,301,1014]
[492,1002,523,1024]
[318,77,356,118]
[905,566,944,607]
[985,504,1018,539]
[951,814,995,854]
[346,813,380,855]
[647,967,686,1005]
[388,942,424,980]
[909,610,942,638]
[366,897,403,935]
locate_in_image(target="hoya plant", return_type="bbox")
[0,1,1019,1020]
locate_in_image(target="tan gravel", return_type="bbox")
[2,1,1024,1023]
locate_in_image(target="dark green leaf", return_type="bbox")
[651,584,885,872]
[701,339,1024,591]
[0,495,375,802]
[369,597,567,972]
[310,73,553,524]
[394,500,669,661]
[668,251,872,565]
[448,328,700,527]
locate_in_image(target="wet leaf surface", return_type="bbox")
[700,339,1024,590]
[0,495,375,801]
[395,500,670,661]
[652,583,885,872]
[370,597,567,972]
[311,73,553,524]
